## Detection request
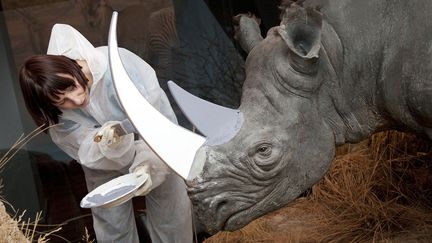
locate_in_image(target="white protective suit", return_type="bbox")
[47,24,193,243]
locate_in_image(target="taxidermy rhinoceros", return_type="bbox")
[179,0,432,234]
[109,0,432,235]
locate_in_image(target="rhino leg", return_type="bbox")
[233,13,263,53]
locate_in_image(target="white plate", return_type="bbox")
[80,172,148,208]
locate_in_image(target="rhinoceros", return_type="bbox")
[181,0,432,233]
[109,0,432,235]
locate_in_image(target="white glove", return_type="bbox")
[99,166,152,208]
[94,121,126,148]
[133,165,153,196]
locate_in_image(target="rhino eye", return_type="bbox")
[252,143,278,171]
[250,141,281,171]
[255,144,272,158]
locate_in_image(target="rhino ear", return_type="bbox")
[277,4,322,75]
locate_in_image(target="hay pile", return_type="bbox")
[205,131,432,242]
[0,201,30,243]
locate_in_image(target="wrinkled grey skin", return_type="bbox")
[188,0,432,234]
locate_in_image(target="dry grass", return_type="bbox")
[0,202,63,243]
[205,131,432,243]
[0,201,31,243]
[0,125,64,243]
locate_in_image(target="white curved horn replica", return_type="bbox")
[108,11,206,180]
[167,81,243,146]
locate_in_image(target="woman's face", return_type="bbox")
[50,74,89,109]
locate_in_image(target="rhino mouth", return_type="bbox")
[216,195,255,232]
[221,201,259,231]
[189,178,286,233]
[188,179,259,233]
[192,194,257,233]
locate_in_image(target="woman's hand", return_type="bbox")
[133,165,153,196]
[94,121,127,148]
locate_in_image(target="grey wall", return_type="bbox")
[0,11,41,219]
[0,16,25,149]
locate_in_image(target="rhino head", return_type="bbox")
[183,5,340,233]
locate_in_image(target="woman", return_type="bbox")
[19,23,193,243]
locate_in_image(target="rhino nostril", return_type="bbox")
[214,199,228,214]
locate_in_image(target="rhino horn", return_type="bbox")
[109,11,206,180]
[168,81,243,146]
[277,3,323,75]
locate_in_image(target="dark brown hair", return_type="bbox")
[19,55,89,128]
